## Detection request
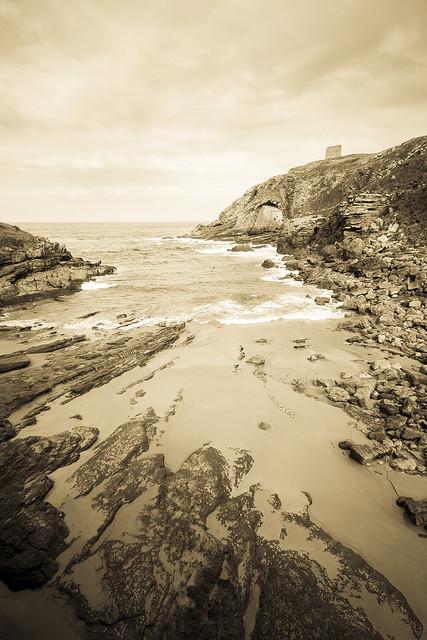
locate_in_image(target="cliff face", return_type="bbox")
[192,136,427,244]
[0,223,115,305]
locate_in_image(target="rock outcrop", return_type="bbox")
[0,223,115,305]
[192,136,426,243]
[0,324,183,439]
[0,426,99,590]
[57,434,421,639]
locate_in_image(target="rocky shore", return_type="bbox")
[192,136,427,522]
[0,222,115,306]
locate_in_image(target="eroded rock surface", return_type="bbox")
[0,426,98,590]
[54,431,421,639]
[0,325,183,434]
[0,222,115,305]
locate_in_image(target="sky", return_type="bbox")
[0,0,426,224]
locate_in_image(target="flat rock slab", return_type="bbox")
[26,334,86,353]
[0,325,183,426]
[0,353,30,373]
[349,442,391,464]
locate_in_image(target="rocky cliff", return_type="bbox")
[193,136,426,244]
[0,223,115,305]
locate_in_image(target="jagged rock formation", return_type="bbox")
[0,321,184,592]
[0,426,98,590]
[0,222,115,305]
[337,193,390,238]
[192,136,426,243]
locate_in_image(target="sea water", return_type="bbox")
[3,222,342,330]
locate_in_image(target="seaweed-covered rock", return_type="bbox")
[0,426,98,589]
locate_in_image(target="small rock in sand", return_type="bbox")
[256,338,268,344]
[135,389,146,398]
[246,355,265,366]
[258,421,271,431]
[70,414,83,421]
[307,353,325,362]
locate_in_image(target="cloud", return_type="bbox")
[0,0,425,222]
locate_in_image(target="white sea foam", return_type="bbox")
[260,267,295,282]
[195,242,235,255]
[64,318,118,331]
[121,315,189,331]
[81,281,117,291]
[0,319,56,330]
[189,293,344,325]
[281,308,343,321]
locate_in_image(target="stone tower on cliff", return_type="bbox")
[325,144,342,159]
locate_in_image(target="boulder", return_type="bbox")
[229,244,254,252]
[338,440,353,450]
[396,496,427,527]
[307,353,325,362]
[386,415,407,432]
[401,427,422,441]
[327,386,350,403]
[368,429,387,443]
[390,457,417,473]
[261,259,276,269]
[314,296,330,305]
[379,399,399,415]
[348,442,391,465]
[405,370,427,387]
[354,381,376,409]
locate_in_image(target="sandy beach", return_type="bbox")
[1,316,426,639]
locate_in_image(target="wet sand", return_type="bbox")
[2,318,427,639]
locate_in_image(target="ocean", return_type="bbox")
[4,222,342,330]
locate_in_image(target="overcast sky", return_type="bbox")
[1,0,426,223]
